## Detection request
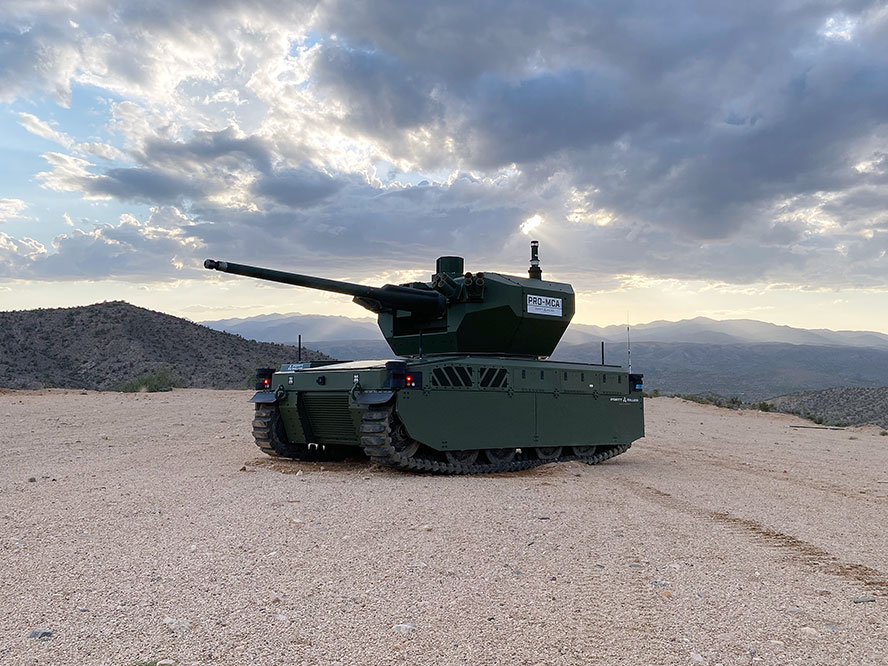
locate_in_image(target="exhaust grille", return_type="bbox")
[301,392,359,443]
[479,367,509,388]
[431,366,474,387]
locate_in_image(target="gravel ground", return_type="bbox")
[1,390,886,666]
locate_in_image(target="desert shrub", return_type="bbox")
[880,431,887,436]
[117,366,184,393]
[756,402,772,412]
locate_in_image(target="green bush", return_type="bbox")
[880,431,887,436]
[756,402,771,412]
[117,366,184,393]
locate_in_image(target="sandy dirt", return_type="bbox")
[1,390,886,666]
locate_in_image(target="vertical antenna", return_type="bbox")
[626,317,631,373]
[600,340,605,365]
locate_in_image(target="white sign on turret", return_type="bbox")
[526,294,562,316]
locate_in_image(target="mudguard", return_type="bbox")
[354,390,395,405]
[250,391,278,403]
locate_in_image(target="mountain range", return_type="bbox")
[202,312,888,350]
[201,311,888,400]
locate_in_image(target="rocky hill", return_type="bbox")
[0,302,330,390]
[767,387,888,429]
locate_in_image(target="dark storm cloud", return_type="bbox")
[313,0,888,243]
[252,166,348,208]
[89,167,202,203]
[141,129,273,174]
[462,69,645,167]
[313,43,443,139]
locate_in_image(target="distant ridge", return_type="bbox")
[201,311,888,350]
[0,302,330,390]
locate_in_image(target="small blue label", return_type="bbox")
[280,363,312,372]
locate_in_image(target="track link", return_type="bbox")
[360,404,630,475]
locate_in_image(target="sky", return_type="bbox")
[1,0,887,331]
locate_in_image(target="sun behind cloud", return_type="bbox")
[520,214,542,235]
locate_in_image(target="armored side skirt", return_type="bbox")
[265,357,644,452]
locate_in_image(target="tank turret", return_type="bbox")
[204,242,575,357]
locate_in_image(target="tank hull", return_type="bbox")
[257,356,643,471]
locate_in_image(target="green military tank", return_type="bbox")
[204,242,644,474]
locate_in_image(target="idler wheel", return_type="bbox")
[445,450,479,466]
[391,422,420,458]
[485,448,516,464]
[571,445,597,457]
[535,446,562,460]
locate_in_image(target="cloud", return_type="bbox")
[252,166,347,208]
[18,112,75,147]
[0,198,28,223]
[3,207,204,279]
[1,0,887,294]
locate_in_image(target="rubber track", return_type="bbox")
[252,403,350,461]
[360,404,631,475]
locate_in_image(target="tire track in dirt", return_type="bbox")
[614,477,888,596]
[648,444,886,504]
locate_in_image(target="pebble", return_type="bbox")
[157,661,175,666]
[29,628,52,641]
[28,477,36,483]
[295,470,304,477]
[853,596,876,604]
[799,627,819,638]
[163,616,190,632]
[690,651,704,662]
[391,623,416,635]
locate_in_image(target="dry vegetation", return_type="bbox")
[768,386,888,429]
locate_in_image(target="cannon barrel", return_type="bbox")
[204,259,446,315]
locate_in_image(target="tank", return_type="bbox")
[204,242,644,474]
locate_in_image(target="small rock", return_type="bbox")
[157,660,175,666]
[295,470,304,477]
[853,596,876,604]
[239,465,247,472]
[660,590,672,600]
[629,563,644,569]
[275,613,288,621]
[29,628,52,641]
[799,626,818,638]
[420,525,432,532]
[76,606,89,612]
[391,623,416,635]
[28,477,36,483]
[768,640,785,646]
[162,616,190,632]
[690,651,704,663]
[363,476,371,480]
